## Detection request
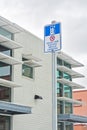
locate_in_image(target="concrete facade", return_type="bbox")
[12,31,53,130]
[73,90,87,130]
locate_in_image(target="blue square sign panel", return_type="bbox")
[44,22,61,53]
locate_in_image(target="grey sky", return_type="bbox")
[0,0,87,86]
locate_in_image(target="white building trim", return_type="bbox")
[0,78,21,88]
[57,78,84,89]
[57,52,84,68]
[0,52,22,65]
[0,34,22,49]
[57,65,84,78]
[57,97,84,105]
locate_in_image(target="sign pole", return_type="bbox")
[44,21,61,130]
[52,49,57,130]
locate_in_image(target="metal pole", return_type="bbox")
[52,50,57,130]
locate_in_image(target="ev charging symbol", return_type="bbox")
[50,25,55,35]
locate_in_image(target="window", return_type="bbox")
[57,83,63,97]
[65,122,73,130]
[65,102,72,114]
[0,45,12,81]
[58,122,64,130]
[57,58,62,65]
[57,71,71,80]
[0,62,12,81]
[22,58,34,79]
[57,101,72,114]
[0,116,10,130]
[63,72,71,81]
[0,27,13,40]
[0,86,11,102]
[57,101,63,114]
[64,61,71,69]
[0,45,12,56]
[64,85,72,98]
[58,122,73,130]
[57,70,62,78]
[57,58,71,69]
[22,64,33,78]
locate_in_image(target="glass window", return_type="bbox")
[57,83,63,97]
[57,58,62,65]
[0,46,12,80]
[0,116,10,130]
[64,85,72,98]
[57,70,62,78]
[22,64,33,79]
[63,72,71,81]
[64,61,71,69]
[57,101,63,114]
[58,122,64,130]
[0,86,11,102]
[65,102,72,114]
[0,62,12,81]
[0,27,13,40]
[0,45,12,56]
[65,122,73,130]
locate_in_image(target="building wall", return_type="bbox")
[73,90,87,130]
[74,125,87,130]
[12,31,53,130]
[73,90,87,116]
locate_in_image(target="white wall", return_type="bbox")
[12,31,53,130]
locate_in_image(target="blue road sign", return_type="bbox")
[44,22,61,53]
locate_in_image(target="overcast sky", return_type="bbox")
[0,0,87,87]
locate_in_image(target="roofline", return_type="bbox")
[73,89,87,93]
[57,51,84,68]
[0,16,43,42]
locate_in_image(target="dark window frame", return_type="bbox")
[22,64,34,79]
[22,58,34,79]
[0,85,11,102]
[0,45,12,56]
[0,62,12,81]
[0,27,13,40]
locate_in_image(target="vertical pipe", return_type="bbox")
[52,50,57,130]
